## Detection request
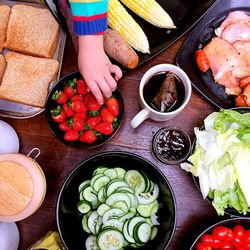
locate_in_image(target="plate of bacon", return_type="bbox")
[176,0,250,109]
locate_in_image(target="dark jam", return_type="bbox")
[153,128,191,163]
[143,71,185,113]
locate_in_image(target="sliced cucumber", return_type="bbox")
[97,204,110,217]
[103,208,124,225]
[97,229,124,250]
[106,180,128,197]
[82,214,91,234]
[133,222,151,244]
[123,220,135,244]
[77,200,91,214]
[112,201,129,213]
[128,217,145,237]
[98,186,106,203]
[93,175,111,192]
[114,167,126,179]
[78,180,91,193]
[137,200,158,217]
[104,169,117,179]
[137,183,159,205]
[93,167,108,177]
[150,226,158,240]
[125,170,146,194]
[87,211,99,235]
[83,186,98,206]
[106,193,131,208]
[85,235,99,250]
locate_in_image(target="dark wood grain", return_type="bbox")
[1,36,229,250]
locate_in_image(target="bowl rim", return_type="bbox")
[45,71,124,149]
[55,151,177,250]
[189,217,250,249]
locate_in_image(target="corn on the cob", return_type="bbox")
[119,0,176,29]
[108,0,150,54]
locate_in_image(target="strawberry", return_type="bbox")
[74,111,87,121]
[83,92,91,106]
[59,121,71,131]
[76,79,88,95]
[64,79,76,97]
[70,94,83,102]
[86,116,101,129]
[87,94,101,111]
[51,106,66,123]
[80,130,97,143]
[52,90,68,104]
[100,108,115,124]
[106,97,119,116]
[70,100,87,113]
[95,122,113,135]
[70,117,85,131]
[62,103,74,118]
[64,129,79,141]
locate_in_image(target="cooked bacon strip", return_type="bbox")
[240,77,250,88]
[215,11,250,37]
[232,41,250,79]
[221,21,250,44]
[203,37,239,88]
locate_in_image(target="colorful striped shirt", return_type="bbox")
[68,0,108,35]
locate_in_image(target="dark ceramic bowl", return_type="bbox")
[45,71,124,149]
[189,217,250,249]
[191,107,250,218]
[56,151,177,250]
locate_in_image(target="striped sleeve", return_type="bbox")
[68,0,108,35]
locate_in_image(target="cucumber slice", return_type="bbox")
[128,217,145,237]
[103,169,118,179]
[106,193,131,208]
[90,174,104,187]
[97,186,106,203]
[87,211,99,235]
[103,208,124,225]
[106,180,128,197]
[126,193,139,208]
[77,200,91,214]
[112,201,129,213]
[123,220,135,244]
[93,167,108,177]
[125,170,146,194]
[150,226,158,240]
[114,167,126,179]
[151,213,160,226]
[103,218,124,232]
[116,186,134,194]
[83,186,98,207]
[82,214,91,233]
[137,183,159,205]
[97,204,110,217]
[133,222,151,244]
[78,180,91,193]
[97,229,124,250]
[137,200,158,217]
[93,175,110,192]
[85,235,99,250]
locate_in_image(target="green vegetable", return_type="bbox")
[181,109,250,215]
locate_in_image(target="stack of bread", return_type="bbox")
[0,4,60,108]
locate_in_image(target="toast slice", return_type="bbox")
[0,54,6,81]
[0,51,59,108]
[0,4,10,53]
[4,4,60,58]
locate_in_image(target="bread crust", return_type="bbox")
[0,52,59,108]
[0,4,10,53]
[0,54,6,81]
[4,4,60,58]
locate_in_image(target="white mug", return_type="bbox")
[130,64,192,129]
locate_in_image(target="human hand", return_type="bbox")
[78,35,122,104]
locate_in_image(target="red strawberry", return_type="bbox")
[80,130,97,143]
[64,79,76,97]
[100,108,115,124]
[74,111,87,121]
[83,92,91,106]
[70,94,83,102]
[76,79,88,95]
[86,116,101,129]
[106,97,119,116]
[87,94,101,111]
[71,100,87,113]
[51,106,66,123]
[62,103,74,118]
[64,129,79,141]
[52,90,68,104]
[95,122,113,135]
[59,121,71,131]
[70,117,85,131]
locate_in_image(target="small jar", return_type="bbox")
[152,126,191,165]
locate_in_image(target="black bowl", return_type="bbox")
[191,107,250,218]
[45,71,124,149]
[189,217,250,249]
[56,151,177,250]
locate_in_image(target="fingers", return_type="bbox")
[109,64,123,81]
[87,81,104,105]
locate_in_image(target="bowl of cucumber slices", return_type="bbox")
[56,151,177,250]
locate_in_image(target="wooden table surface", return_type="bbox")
[2,35,229,250]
